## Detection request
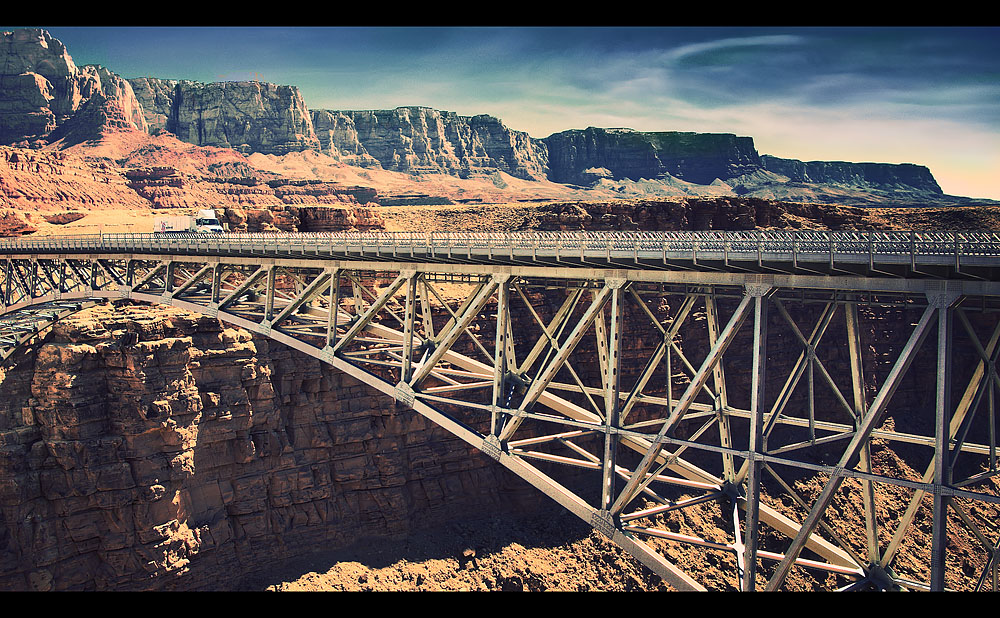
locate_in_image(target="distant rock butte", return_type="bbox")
[544,127,760,186]
[0,28,969,203]
[760,155,942,194]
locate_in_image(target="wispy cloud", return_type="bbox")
[660,34,805,63]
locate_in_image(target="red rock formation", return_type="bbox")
[536,197,870,231]
[0,209,37,236]
[0,302,540,591]
[219,205,384,233]
[1,146,151,219]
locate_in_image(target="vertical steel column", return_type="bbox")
[601,280,626,511]
[211,264,222,305]
[2,259,10,307]
[88,259,98,292]
[29,260,37,299]
[705,294,735,483]
[594,306,610,397]
[352,278,366,316]
[264,266,276,322]
[491,275,511,437]
[847,300,880,567]
[742,286,769,591]
[326,269,342,349]
[401,272,419,383]
[931,293,957,590]
[164,261,176,294]
[420,280,436,341]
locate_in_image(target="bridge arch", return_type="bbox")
[3,231,1000,591]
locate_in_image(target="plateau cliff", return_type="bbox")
[760,155,943,194]
[167,81,321,155]
[312,107,550,181]
[544,127,761,186]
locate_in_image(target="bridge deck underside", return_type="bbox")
[3,250,1000,591]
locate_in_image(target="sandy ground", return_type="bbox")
[30,209,154,236]
[241,507,670,592]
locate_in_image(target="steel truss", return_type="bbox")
[3,247,1000,591]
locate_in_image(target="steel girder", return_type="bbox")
[3,251,1000,591]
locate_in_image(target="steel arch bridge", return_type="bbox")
[4,229,1000,591]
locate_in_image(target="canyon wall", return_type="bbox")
[544,128,762,186]
[312,107,550,181]
[760,155,943,194]
[128,78,186,134]
[533,196,871,231]
[0,303,541,591]
[165,81,321,156]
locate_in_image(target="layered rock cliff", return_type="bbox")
[544,127,761,186]
[0,29,147,146]
[313,107,550,181]
[127,77,187,134]
[165,81,321,155]
[0,302,541,591]
[760,155,943,194]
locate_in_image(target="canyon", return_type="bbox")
[2,27,1000,592]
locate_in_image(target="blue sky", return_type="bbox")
[13,26,1000,199]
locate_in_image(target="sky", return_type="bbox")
[11,26,1000,200]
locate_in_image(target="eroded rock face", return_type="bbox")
[310,110,381,168]
[0,29,147,146]
[544,128,761,186]
[760,155,943,194]
[535,197,871,231]
[316,107,550,181]
[127,77,187,134]
[0,303,535,591]
[167,81,321,155]
[219,204,384,233]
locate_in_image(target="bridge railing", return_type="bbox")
[3,230,1000,262]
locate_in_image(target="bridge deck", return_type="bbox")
[2,230,1000,281]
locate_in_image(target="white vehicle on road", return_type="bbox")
[154,210,227,234]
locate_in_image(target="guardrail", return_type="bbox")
[2,230,1000,263]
